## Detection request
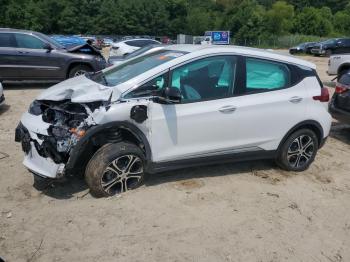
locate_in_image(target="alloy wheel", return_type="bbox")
[287,135,315,168]
[74,70,87,77]
[101,154,143,195]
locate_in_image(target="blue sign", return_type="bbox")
[211,31,230,45]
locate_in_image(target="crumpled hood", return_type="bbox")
[66,43,102,56]
[37,75,120,103]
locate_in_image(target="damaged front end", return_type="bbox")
[15,99,107,179]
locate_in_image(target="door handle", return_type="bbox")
[289,96,303,103]
[18,51,29,54]
[219,105,237,113]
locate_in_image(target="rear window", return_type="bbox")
[102,50,187,86]
[246,58,290,92]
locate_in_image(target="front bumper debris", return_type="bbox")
[16,119,65,179]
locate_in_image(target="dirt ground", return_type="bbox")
[1,54,350,262]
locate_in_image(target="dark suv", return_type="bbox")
[329,71,350,124]
[311,38,350,57]
[0,28,106,81]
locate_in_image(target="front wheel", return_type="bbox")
[85,142,145,197]
[68,64,92,78]
[276,129,319,172]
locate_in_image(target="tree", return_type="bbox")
[264,1,294,36]
[293,7,332,36]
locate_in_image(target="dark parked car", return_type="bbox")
[0,28,106,81]
[289,42,317,55]
[311,38,350,57]
[329,71,350,124]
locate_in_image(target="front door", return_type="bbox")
[13,33,63,80]
[149,55,245,162]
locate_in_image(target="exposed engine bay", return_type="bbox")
[19,99,106,165]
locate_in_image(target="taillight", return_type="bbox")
[313,87,330,102]
[335,83,349,94]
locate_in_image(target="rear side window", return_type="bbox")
[245,58,290,93]
[126,40,157,47]
[125,40,144,47]
[0,33,15,47]
[15,33,45,49]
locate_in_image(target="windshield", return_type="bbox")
[96,50,187,86]
[322,39,336,45]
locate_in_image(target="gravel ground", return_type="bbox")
[0,54,350,262]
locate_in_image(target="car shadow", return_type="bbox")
[37,176,89,200]
[39,159,276,200]
[330,121,350,145]
[144,159,275,187]
[0,104,10,115]
[3,82,56,90]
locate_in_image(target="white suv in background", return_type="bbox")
[16,45,332,197]
[110,38,161,57]
[328,54,350,77]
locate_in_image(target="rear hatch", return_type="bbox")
[334,73,350,112]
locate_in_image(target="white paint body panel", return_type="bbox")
[328,54,350,75]
[149,80,310,162]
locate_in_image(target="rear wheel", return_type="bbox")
[85,142,145,197]
[276,129,319,172]
[68,64,92,78]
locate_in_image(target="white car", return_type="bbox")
[108,44,164,66]
[328,54,350,77]
[110,38,161,57]
[16,45,332,197]
[0,82,4,106]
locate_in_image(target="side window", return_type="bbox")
[245,58,290,93]
[125,40,142,47]
[0,33,15,47]
[15,34,45,49]
[124,73,168,99]
[170,56,236,103]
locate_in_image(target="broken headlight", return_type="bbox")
[28,100,42,115]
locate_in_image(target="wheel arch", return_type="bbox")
[277,120,324,153]
[65,121,152,176]
[66,62,93,78]
[337,63,350,75]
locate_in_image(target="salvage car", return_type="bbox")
[15,45,332,197]
[0,82,4,107]
[289,42,317,55]
[0,28,106,81]
[311,38,350,57]
[110,38,161,57]
[108,44,164,66]
[329,71,350,124]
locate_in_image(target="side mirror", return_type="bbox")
[43,43,53,52]
[162,87,181,103]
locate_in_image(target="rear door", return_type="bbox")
[13,33,63,80]
[0,32,21,80]
[226,57,308,151]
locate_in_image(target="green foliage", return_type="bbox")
[0,0,348,42]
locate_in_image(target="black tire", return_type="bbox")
[68,64,92,78]
[85,142,145,197]
[276,129,319,172]
[326,49,332,57]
